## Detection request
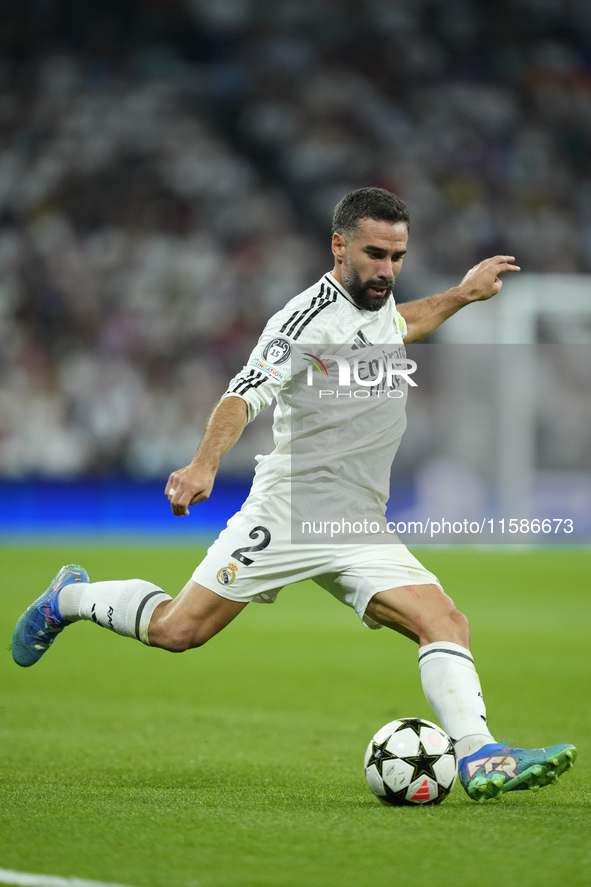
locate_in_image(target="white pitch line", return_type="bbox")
[0,869,144,887]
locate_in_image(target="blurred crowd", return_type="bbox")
[1,0,591,478]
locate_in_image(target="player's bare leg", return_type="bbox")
[147,580,247,652]
[364,582,576,801]
[364,582,469,647]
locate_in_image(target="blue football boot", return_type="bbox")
[11,564,89,667]
[458,741,577,802]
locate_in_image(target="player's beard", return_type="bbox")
[342,266,394,312]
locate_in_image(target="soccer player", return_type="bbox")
[12,187,576,802]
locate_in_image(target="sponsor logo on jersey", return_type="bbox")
[466,755,518,780]
[249,358,285,381]
[217,566,236,586]
[263,337,291,365]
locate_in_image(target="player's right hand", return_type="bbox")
[458,255,521,302]
[165,463,216,516]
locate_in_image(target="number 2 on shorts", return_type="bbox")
[231,526,272,566]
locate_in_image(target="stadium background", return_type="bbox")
[1,0,591,537]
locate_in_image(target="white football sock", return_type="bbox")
[58,579,171,645]
[57,582,86,622]
[418,642,496,757]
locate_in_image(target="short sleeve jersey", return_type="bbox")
[222,272,408,508]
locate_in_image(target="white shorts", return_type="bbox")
[192,487,440,629]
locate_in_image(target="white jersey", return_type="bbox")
[222,272,408,516]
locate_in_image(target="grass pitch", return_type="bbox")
[1,545,589,887]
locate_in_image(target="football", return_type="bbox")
[364,717,457,806]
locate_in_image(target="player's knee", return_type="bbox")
[436,603,470,644]
[414,588,470,645]
[433,586,469,627]
[449,606,470,633]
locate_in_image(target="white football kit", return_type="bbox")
[192,272,439,627]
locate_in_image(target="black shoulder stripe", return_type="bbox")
[324,274,352,303]
[279,310,301,335]
[287,284,324,336]
[291,288,338,340]
[282,282,326,338]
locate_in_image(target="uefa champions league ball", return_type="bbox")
[364,717,457,806]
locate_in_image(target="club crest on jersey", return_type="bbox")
[217,566,236,586]
[263,338,291,365]
[466,754,518,780]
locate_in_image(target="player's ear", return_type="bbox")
[332,232,346,262]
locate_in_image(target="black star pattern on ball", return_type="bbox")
[381,784,409,807]
[405,741,440,782]
[393,718,424,738]
[366,739,397,777]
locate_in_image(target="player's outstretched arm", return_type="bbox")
[400,255,521,343]
[165,395,248,516]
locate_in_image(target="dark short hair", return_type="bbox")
[332,187,409,237]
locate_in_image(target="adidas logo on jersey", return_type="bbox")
[351,330,373,350]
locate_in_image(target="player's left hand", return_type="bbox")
[458,255,520,302]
